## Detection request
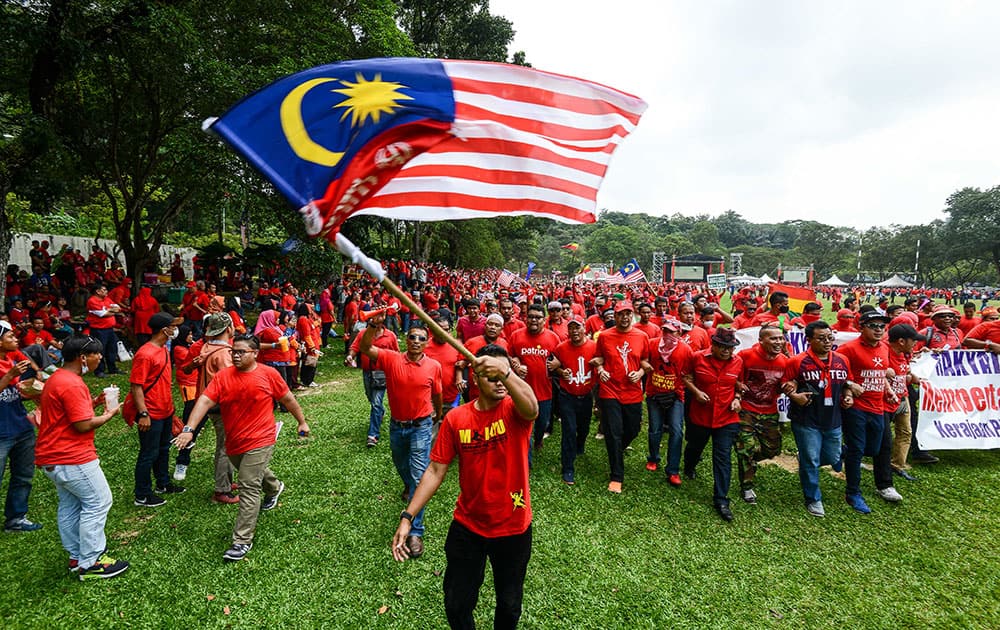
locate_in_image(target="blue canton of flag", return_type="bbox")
[619,258,646,283]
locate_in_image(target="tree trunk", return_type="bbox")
[0,200,11,306]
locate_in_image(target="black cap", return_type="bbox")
[888,324,928,342]
[859,311,891,325]
[149,311,183,332]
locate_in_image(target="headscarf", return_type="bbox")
[253,309,279,335]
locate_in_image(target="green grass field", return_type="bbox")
[3,307,1000,629]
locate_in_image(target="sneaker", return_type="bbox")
[645,461,658,472]
[542,431,551,440]
[716,503,734,522]
[667,474,682,487]
[173,464,188,481]
[831,456,843,473]
[212,492,240,504]
[68,558,79,573]
[261,481,285,511]
[876,486,903,503]
[366,436,378,448]
[222,542,253,562]
[594,433,605,440]
[405,535,424,558]
[893,468,918,482]
[846,493,872,514]
[4,517,43,532]
[155,484,187,495]
[134,495,166,508]
[308,382,320,388]
[806,501,826,517]
[607,481,622,494]
[78,554,129,580]
[742,489,758,504]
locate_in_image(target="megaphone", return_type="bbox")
[359,304,399,322]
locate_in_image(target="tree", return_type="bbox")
[944,186,1000,281]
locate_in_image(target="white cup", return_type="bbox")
[103,386,119,410]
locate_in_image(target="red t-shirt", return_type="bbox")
[129,343,174,419]
[508,329,560,402]
[204,364,289,455]
[375,351,442,421]
[456,316,486,342]
[36,369,97,466]
[256,327,285,363]
[594,327,649,404]
[886,344,911,399]
[585,314,605,337]
[958,316,982,335]
[679,326,710,352]
[837,338,889,415]
[552,339,597,397]
[350,328,399,371]
[501,318,525,342]
[646,340,691,399]
[431,396,532,538]
[463,336,509,400]
[688,352,744,428]
[737,345,789,414]
[424,341,463,405]
[546,319,569,342]
[86,296,116,329]
[19,329,54,348]
[173,345,198,387]
[965,321,1000,345]
[634,321,661,341]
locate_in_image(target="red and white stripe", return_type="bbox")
[355,61,647,225]
[497,269,518,287]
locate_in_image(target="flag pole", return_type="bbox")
[334,232,476,362]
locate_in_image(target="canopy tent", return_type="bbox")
[817,275,849,286]
[728,273,766,285]
[759,273,776,284]
[875,274,915,288]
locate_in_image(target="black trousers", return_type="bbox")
[444,520,532,630]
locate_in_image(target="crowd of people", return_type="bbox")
[3,256,1000,626]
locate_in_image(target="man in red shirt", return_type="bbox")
[962,319,1000,351]
[677,302,710,351]
[885,324,926,481]
[683,328,744,521]
[838,311,901,514]
[957,302,982,335]
[750,291,790,329]
[424,313,464,416]
[463,314,508,402]
[360,323,443,559]
[634,302,661,341]
[916,306,963,351]
[645,318,691,484]
[734,326,789,504]
[391,346,538,629]
[175,334,310,562]
[499,298,525,341]
[345,310,398,448]
[545,301,569,342]
[181,281,209,339]
[85,283,122,376]
[591,300,651,494]
[730,300,759,330]
[456,298,485,342]
[508,304,560,460]
[549,316,597,484]
[37,335,128,579]
[130,312,185,507]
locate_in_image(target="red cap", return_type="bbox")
[614,300,634,313]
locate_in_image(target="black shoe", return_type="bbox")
[134,495,166,507]
[683,469,697,481]
[716,503,734,522]
[223,542,252,562]
[155,484,187,495]
[911,453,939,465]
[261,481,285,511]
[893,468,918,482]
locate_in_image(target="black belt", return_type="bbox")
[391,416,431,428]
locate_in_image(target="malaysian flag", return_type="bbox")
[206,58,646,240]
[497,269,518,287]
[619,258,646,283]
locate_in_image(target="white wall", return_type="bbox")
[9,232,196,277]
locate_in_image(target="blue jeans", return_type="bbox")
[684,423,739,506]
[91,327,118,375]
[363,371,386,440]
[42,459,113,570]
[647,396,683,474]
[599,399,643,483]
[842,408,885,497]
[791,423,843,503]
[558,390,592,481]
[390,417,432,538]
[0,429,36,523]
[134,417,173,498]
[529,399,553,468]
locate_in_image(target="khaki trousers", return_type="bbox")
[212,416,235,494]
[228,444,280,544]
[890,400,912,471]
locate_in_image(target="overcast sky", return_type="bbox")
[490,0,999,228]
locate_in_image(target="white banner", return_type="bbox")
[915,349,1000,450]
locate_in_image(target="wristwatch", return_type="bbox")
[400,510,414,523]
[138,411,150,418]
[182,426,194,433]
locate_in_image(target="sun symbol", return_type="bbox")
[331,72,412,127]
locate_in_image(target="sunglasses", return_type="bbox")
[407,334,428,342]
[230,349,256,356]
[864,323,886,330]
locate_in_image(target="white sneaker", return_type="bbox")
[308,382,320,388]
[806,501,826,517]
[876,486,902,502]
[173,464,188,481]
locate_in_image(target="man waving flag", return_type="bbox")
[205,57,646,241]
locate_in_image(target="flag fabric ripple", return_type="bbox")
[619,258,646,283]
[206,58,646,240]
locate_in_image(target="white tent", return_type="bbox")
[875,274,915,288]
[818,275,849,286]
[759,273,776,284]
[728,273,765,285]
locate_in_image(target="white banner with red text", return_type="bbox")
[912,349,1000,450]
